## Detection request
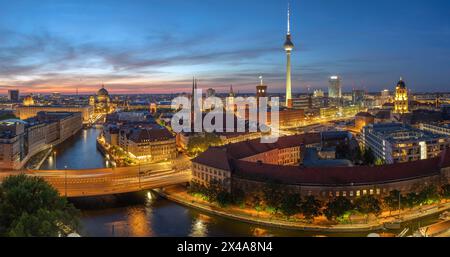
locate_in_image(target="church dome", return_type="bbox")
[396,78,406,89]
[97,85,109,96]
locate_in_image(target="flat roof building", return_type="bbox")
[361,123,450,164]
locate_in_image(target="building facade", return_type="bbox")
[328,76,342,99]
[361,123,450,164]
[0,112,82,170]
[119,125,177,163]
[16,105,93,124]
[191,133,450,201]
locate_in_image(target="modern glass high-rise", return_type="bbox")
[352,89,365,106]
[328,76,342,98]
[8,89,19,102]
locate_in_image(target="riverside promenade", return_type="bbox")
[158,185,450,234]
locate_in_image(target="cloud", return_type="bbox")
[0,27,285,93]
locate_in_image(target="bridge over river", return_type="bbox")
[0,160,191,198]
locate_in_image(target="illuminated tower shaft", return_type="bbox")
[285,51,292,107]
[284,3,294,108]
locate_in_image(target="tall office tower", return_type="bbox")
[380,89,390,105]
[206,88,216,98]
[284,3,294,108]
[394,77,409,114]
[328,76,342,98]
[8,89,19,102]
[352,89,365,106]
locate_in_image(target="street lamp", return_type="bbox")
[53,151,57,170]
[138,159,141,190]
[64,165,68,197]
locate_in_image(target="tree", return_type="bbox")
[374,158,385,166]
[300,196,322,222]
[216,191,232,207]
[324,197,354,221]
[262,182,284,213]
[187,133,222,156]
[404,192,419,209]
[354,195,381,222]
[354,147,363,165]
[187,182,208,196]
[204,179,222,202]
[363,148,375,165]
[417,185,440,205]
[231,188,245,205]
[279,194,301,218]
[383,190,404,214]
[440,184,450,199]
[0,175,80,237]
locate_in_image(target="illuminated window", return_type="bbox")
[356,191,361,197]
[363,190,367,195]
[370,189,374,195]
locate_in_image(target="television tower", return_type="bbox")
[284,2,294,108]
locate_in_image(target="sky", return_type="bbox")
[0,0,449,95]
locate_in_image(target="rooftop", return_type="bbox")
[193,133,450,186]
[367,123,447,143]
[125,125,174,143]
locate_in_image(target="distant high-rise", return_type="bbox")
[8,89,19,102]
[394,77,409,114]
[284,3,294,108]
[380,89,390,106]
[206,88,216,98]
[352,89,365,106]
[328,76,342,98]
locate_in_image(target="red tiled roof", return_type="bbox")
[232,156,443,186]
[192,147,232,171]
[193,133,450,186]
[225,133,321,159]
[127,127,174,143]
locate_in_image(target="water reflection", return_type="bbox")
[127,207,153,237]
[189,214,211,237]
[40,128,110,170]
[252,227,272,237]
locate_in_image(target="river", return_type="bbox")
[40,128,440,237]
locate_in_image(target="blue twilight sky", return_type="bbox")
[0,0,449,94]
